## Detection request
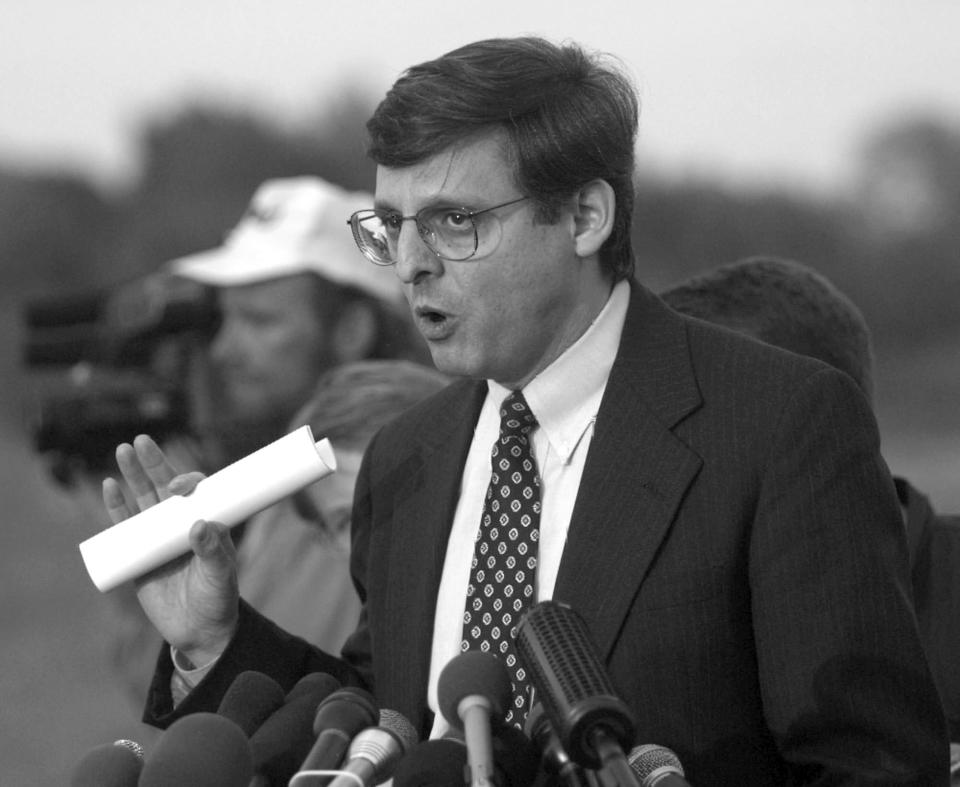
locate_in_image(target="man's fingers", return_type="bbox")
[102,478,133,525]
[115,440,161,510]
[133,434,179,501]
[168,472,206,497]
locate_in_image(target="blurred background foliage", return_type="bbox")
[3,94,958,349]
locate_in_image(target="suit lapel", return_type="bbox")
[554,286,703,659]
[377,380,487,730]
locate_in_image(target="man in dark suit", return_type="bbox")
[104,38,948,783]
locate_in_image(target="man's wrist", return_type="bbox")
[170,645,221,705]
[178,625,235,671]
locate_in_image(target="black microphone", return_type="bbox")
[438,650,513,787]
[628,744,690,786]
[216,670,286,737]
[391,727,538,787]
[525,701,590,787]
[292,685,379,780]
[138,712,253,786]
[327,708,419,787]
[490,723,541,787]
[70,739,143,787]
[392,738,470,787]
[248,671,342,787]
[515,600,638,784]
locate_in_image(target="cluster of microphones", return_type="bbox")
[71,601,691,786]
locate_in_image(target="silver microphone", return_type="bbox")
[628,744,690,786]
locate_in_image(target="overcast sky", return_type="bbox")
[3,0,959,194]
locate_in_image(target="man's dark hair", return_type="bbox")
[367,36,639,281]
[661,256,875,402]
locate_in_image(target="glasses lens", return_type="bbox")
[351,210,396,266]
[419,207,478,261]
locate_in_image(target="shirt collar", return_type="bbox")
[488,279,630,463]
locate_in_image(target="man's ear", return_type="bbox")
[331,300,378,362]
[572,179,616,258]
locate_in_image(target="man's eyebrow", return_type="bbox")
[373,195,480,213]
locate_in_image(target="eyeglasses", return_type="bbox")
[347,196,529,266]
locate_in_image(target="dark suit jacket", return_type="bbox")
[145,284,948,784]
[898,477,960,741]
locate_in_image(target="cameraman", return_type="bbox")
[169,176,424,469]
[101,176,422,708]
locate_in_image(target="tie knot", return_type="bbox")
[499,391,537,440]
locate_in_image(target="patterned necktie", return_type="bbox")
[461,390,541,727]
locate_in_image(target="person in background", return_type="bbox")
[167,175,427,468]
[660,254,960,743]
[104,37,948,784]
[237,359,450,653]
[101,177,427,707]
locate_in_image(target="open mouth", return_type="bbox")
[416,306,447,323]
[414,306,454,340]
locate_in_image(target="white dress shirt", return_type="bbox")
[426,280,630,738]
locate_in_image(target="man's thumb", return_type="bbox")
[189,520,234,564]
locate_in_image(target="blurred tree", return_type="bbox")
[111,88,378,276]
[633,175,855,294]
[0,170,116,296]
[849,116,960,350]
[854,116,960,237]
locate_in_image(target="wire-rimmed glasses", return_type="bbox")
[348,196,529,266]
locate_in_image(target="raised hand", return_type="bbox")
[102,434,239,667]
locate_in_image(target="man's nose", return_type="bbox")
[208,323,236,364]
[393,223,444,284]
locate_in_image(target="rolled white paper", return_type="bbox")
[79,425,337,592]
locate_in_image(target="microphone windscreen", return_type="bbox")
[111,738,144,760]
[139,712,253,787]
[515,599,636,768]
[377,708,420,754]
[437,650,513,729]
[249,672,342,785]
[391,738,467,787]
[216,670,286,737]
[312,685,379,736]
[629,743,686,786]
[70,740,143,787]
[492,723,541,787]
[297,686,380,773]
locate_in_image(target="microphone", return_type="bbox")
[391,727,538,787]
[138,712,253,786]
[438,650,513,787]
[216,670,286,737]
[70,739,143,787]
[248,671,342,787]
[291,685,379,781]
[327,708,419,787]
[514,600,638,784]
[392,738,470,787]
[490,723,541,787]
[628,744,690,787]
[525,701,590,787]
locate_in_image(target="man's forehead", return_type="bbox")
[374,132,513,207]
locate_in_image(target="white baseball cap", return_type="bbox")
[167,177,401,305]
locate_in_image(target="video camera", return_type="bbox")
[20,271,220,486]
